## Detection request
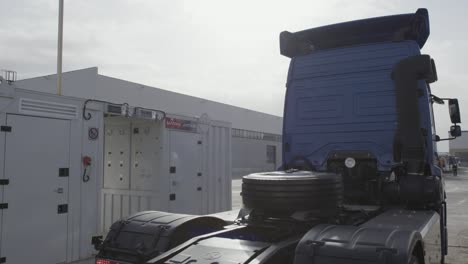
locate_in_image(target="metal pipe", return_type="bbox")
[57,0,64,95]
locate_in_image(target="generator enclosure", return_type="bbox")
[101,114,232,232]
[0,81,231,264]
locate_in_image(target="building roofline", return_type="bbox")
[97,73,282,119]
[19,67,282,119]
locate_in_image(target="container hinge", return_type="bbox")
[59,168,69,177]
[170,166,176,173]
[0,203,8,209]
[0,256,5,263]
[169,194,176,201]
[0,179,9,185]
[0,126,11,132]
[197,140,202,145]
[57,204,68,214]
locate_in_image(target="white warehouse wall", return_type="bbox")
[232,137,282,178]
[15,68,283,134]
[449,131,468,151]
[449,131,468,166]
[14,67,99,99]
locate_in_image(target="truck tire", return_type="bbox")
[241,171,342,216]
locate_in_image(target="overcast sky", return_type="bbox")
[1,0,467,151]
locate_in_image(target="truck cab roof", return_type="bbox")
[280,8,429,58]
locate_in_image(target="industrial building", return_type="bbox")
[0,68,282,263]
[17,67,283,175]
[449,130,468,166]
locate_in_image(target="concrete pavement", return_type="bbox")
[445,168,468,263]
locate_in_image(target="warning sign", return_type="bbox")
[88,127,99,140]
[165,118,198,132]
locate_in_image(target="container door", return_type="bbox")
[1,115,70,263]
[169,131,202,214]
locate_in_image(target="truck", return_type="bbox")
[93,8,462,264]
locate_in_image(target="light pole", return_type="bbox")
[57,0,64,95]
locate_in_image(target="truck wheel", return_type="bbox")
[241,171,342,216]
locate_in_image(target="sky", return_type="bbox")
[1,0,467,151]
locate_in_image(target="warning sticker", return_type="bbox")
[88,127,99,140]
[165,118,198,132]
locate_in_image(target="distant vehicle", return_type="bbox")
[94,9,461,264]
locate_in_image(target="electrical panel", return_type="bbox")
[130,120,161,191]
[104,118,131,189]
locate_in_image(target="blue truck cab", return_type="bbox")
[95,9,461,264]
[280,8,461,204]
[282,37,433,173]
[282,9,441,174]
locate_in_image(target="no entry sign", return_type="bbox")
[88,127,99,140]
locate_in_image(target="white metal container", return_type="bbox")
[0,79,232,263]
[100,114,232,232]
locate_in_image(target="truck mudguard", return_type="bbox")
[295,209,442,264]
[295,224,420,264]
[96,211,226,263]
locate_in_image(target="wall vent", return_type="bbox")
[19,98,78,119]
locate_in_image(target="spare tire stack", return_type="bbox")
[241,171,343,218]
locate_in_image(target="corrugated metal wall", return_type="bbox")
[101,190,160,232]
[449,131,468,150]
[231,137,282,178]
[202,124,232,214]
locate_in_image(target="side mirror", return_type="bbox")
[450,125,462,137]
[449,99,461,124]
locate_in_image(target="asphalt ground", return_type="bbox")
[232,169,468,263]
[444,167,468,263]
